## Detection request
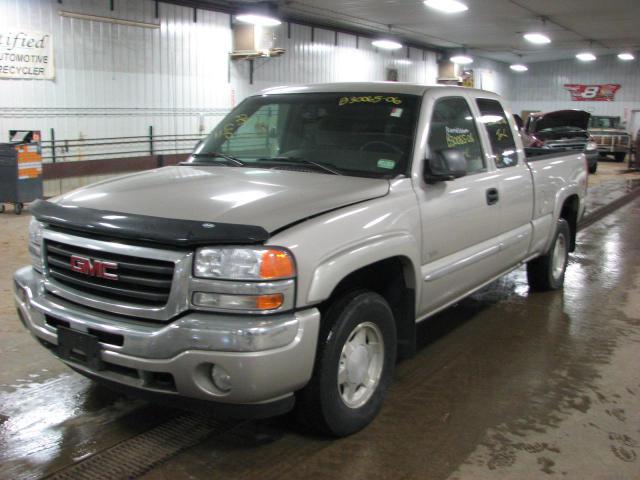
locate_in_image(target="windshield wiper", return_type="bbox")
[187,152,246,166]
[256,156,342,175]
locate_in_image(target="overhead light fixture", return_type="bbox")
[618,52,635,61]
[523,33,551,44]
[236,2,281,26]
[236,13,281,26]
[576,52,596,61]
[510,64,528,72]
[395,59,413,65]
[450,54,473,65]
[423,0,468,13]
[372,39,403,50]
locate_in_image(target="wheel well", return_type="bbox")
[323,257,416,360]
[560,195,579,251]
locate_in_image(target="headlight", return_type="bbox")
[586,141,598,151]
[191,247,296,313]
[194,247,295,280]
[28,218,44,272]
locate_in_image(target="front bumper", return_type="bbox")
[597,146,629,154]
[14,266,320,416]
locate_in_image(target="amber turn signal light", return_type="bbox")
[259,249,295,279]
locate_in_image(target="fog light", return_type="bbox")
[211,365,231,393]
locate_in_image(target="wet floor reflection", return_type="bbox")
[0,373,175,479]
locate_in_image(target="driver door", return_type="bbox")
[415,95,505,317]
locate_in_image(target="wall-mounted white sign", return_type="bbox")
[0,30,54,80]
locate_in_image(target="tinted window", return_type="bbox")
[477,98,518,168]
[428,97,485,174]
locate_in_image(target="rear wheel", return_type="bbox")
[588,163,597,174]
[297,290,396,437]
[527,219,570,291]
[14,203,23,215]
[614,152,626,162]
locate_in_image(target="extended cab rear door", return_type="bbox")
[474,97,534,264]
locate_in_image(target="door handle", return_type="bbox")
[486,188,499,205]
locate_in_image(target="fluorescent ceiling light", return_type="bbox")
[395,59,413,65]
[576,52,596,61]
[236,14,281,26]
[523,33,551,44]
[450,55,473,64]
[372,39,403,50]
[423,0,468,13]
[618,52,635,61]
[510,64,528,72]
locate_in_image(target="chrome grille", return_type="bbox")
[594,135,630,147]
[45,240,175,307]
[546,143,586,151]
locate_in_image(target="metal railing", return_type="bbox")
[42,127,206,163]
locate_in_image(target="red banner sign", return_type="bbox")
[564,84,620,101]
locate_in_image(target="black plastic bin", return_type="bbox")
[0,143,43,214]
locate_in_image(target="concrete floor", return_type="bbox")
[1,161,639,480]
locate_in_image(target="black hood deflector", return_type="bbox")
[31,200,270,247]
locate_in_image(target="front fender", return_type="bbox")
[306,232,420,304]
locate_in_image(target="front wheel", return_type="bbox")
[614,152,626,162]
[588,163,597,174]
[527,218,570,291]
[297,290,397,437]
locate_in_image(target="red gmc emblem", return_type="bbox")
[70,255,119,280]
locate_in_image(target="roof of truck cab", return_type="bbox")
[259,82,494,97]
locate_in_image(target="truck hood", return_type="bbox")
[54,166,390,234]
[530,110,590,133]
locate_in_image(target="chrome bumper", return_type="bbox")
[13,266,320,406]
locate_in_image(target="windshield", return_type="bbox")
[188,92,421,178]
[589,116,620,129]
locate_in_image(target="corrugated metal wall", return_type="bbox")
[1,0,439,155]
[509,54,640,129]
[469,57,512,98]
[0,0,233,148]
[231,23,438,100]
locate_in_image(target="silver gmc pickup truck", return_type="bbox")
[14,83,587,436]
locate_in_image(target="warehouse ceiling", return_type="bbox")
[169,0,640,64]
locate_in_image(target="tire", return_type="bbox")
[14,203,23,215]
[614,152,626,162]
[527,218,570,291]
[588,163,597,174]
[297,290,397,437]
[0,204,5,213]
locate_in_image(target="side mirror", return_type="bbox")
[424,148,467,184]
